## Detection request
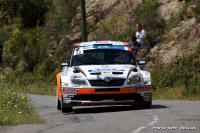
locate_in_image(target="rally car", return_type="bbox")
[56,41,152,113]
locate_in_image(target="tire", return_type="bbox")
[140,101,152,109]
[56,88,61,110]
[57,98,61,110]
[61,106,72,113]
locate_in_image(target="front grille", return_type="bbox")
[95,88,120,92]
[89,79,125,86]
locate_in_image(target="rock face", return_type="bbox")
[157,0,184,21]
[65,0,200,68]
[67,0,142,42]
[148,14,200,67]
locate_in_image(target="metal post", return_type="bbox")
[80,0,87,42]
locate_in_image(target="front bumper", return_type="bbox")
[62,92,152,107]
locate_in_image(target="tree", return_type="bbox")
[0,0,51,28]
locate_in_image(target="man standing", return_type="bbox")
[135,23,146,45]
[0,42,3,64]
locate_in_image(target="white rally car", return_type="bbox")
[56,41,152,113]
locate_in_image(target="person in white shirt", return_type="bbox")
[135,23,146,45]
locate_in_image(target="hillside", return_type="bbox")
[0,0,200,97]
[65,0,200,69]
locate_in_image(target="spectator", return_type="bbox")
[0,42,3,64]
[129,36,141,56]
[135,23,146,46]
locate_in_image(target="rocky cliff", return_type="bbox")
[66,0,200,68]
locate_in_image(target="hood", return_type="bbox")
[73,65,137,80]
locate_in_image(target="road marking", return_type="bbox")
[147,114,159,126]
[131,110,160,133]
[153,116,159,121]
[132,127,146,133]
[147,121,157,126]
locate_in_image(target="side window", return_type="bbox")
[68,47,75,66]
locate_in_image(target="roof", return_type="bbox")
[74,41,129,47]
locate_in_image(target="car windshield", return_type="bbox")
[72,48,136,66]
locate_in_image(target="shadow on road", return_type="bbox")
[151,104,169,109]
[65,104,168,114]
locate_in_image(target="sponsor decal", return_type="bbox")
[63,88,79,93]
[88,67,125,73]
[62,83,69,87]
[66,95,75,98]
[79,45,130,51]
[136,86,150,91]
[103,72,111,74]
[74,48,83,55]
[101,65,109,68]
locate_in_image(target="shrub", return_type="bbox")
[5,27,48,72]
[193,0,200,22]
[0,74,42,125]
[151,43,200,97]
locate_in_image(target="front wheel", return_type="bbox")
[140,104,151,109]
[57,98,61,110]
[140,101,152,109]
[61,106,72,113]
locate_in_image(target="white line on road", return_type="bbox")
[147,121,157,126]
[132,127,146,133]
[131,110,160,133]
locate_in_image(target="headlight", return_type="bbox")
[71,75,88,86]
[126,74,143,85]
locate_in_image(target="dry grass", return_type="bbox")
[153,86,200,101]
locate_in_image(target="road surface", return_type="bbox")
[1,94,200,133]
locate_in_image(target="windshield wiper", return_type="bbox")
[73,62,96,66]
[106,61,127,64]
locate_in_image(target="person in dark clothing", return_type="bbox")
[0,43,3,64]
[129,36,141,56]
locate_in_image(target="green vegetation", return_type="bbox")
[0,0,200,126]
[193,0,200,22]
[152,44,200,100]
[0,69,43,125]
[167,3,190,29]
[0,0,51,28]
[0,0,79,125]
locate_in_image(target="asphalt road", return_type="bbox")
[2,94,200,133]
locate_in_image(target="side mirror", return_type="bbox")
[138,61,146,65]
[61,63,69,67]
